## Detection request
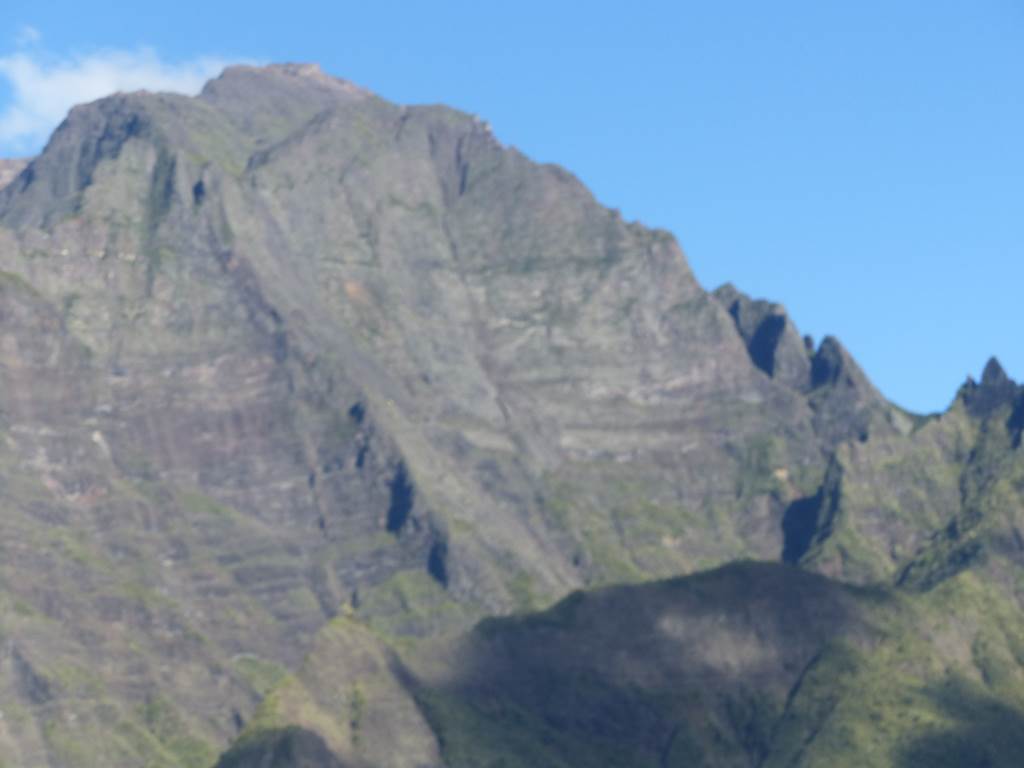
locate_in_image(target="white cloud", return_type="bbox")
[0,47,235,155]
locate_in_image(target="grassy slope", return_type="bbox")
[227,560,1024,767]
[801,386,1024,605]
[423,568,1024,767]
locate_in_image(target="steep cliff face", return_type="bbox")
[0,64,842,640]
[0,63,1018,766]
[0,64,832,763]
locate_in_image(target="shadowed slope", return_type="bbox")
[418,564,1024,767]
[215,727,349,768]
[227,562,1024,767]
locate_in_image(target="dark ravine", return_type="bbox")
[0,63,1017,766]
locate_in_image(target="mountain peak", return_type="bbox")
[214,61,356,86]
[201,62,373,105]
[196,62,379,148]
[0,62,386,228]
[711,282,811,390]
[267,61,325,76]
[0,89,179,228]
[981,356,1012,388]
[961,356,1019,419]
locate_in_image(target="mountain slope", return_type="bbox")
[0,63,841,763]
[0,63,1018,765]
[792,358,1024,596]
[225,562,1024,768]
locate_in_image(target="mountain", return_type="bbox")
[0,63,1017,766]
[221,562,1024,768]
[0,159,28,190]
[416,561,1024,768]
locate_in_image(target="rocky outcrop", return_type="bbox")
[713,282,812,391]
[961,357,1019,420]
[714,283,902,448]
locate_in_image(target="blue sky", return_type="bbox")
[0,1,1020,413]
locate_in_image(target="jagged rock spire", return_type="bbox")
[962,356,1019,419]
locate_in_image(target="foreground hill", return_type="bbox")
[220,562,1024,767]
[0,63,1017,765]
